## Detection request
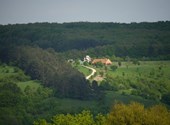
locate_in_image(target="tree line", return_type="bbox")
[0,21,170,59]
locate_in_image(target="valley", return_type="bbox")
[0,22,170,125]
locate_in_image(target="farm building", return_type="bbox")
[92,58,112,65]
[84,55,92,63]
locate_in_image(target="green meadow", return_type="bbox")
[109,61,170,79]
[93,61,170,105]
[0,64,41,91]
[74,64,91,76]
[107,61,170,92]
[16,81,41,92]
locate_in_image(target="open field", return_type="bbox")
[16,80,41,92]
[107,61,170,90]
[0,64,41,91]
[74,65,91,76]
[109,61,170,79]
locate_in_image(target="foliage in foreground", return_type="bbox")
[34,102,170,125]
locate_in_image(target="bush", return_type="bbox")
[95,62,103,68]
[118,61,121,67]
[161,93,170,105]
[132,59,140,65]
[99,81,113,91]
[110,65,118,71]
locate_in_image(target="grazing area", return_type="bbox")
[73,64,91,76]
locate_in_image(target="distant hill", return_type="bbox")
[0,21,170,59]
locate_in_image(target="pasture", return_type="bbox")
[74,64,91,76]
[109,61,170,80]
[107,61,170,90]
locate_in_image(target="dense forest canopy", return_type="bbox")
[0,21,170,59]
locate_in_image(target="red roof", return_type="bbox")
[92,58,112,65]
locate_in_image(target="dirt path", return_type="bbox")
[82,65,96,80]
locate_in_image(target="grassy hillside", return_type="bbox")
[0,63,30,83]
[0,63,41,90]
[108,61,170,81]
[73,64,91,76]
[73,60,170,105]
[16,81,41,92]
[107,61,170,90]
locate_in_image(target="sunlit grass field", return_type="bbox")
[109,61,170,78]
[74,64,91,76]
[107,61,170,90]
[0,64,41,92]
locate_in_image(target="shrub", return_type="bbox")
[110,65,118,71]
[132,59,140,65]
[118,61,121,67]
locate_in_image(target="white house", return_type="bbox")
[84,55,91,63]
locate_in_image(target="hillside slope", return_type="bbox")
[0,21,170,59]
